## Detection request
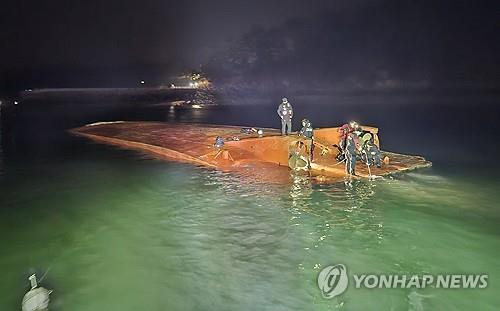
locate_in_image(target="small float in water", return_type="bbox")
[22,274,52,311]
[70,121,431,183]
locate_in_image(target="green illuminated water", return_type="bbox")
[0,99,499,310]
[0,149,499,310]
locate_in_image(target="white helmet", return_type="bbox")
[282,97,288,103]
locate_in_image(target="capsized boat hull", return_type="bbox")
[70,121,431,183]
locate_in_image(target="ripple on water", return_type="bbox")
[1,158,499,310]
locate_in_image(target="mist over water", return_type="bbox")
[0,93,499,310]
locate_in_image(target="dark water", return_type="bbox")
[0,94,499,310]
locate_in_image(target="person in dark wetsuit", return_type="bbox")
[299,118,315,165]
[361,139,382,168]
[344,131,359,175]
[337,121,359,162]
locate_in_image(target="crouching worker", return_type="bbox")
[362,140,382,168]
[213,136,234,161]
[288,141,309,171]
[214,136,224,149]
[299,118,315,165]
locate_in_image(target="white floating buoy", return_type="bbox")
[22,274,52,311]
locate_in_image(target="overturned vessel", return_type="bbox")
[70,121,431,183]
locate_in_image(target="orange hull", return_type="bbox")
[70,121,431,183]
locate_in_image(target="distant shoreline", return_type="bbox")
[21,87,196,95]
[16,87,202,103]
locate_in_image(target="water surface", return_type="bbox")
[0,95,499,310]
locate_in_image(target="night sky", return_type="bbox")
[1,1,337,71]
[1,0,498,92]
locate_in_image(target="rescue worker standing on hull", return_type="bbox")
[337,121,358,162]
[345,131,360,175]
[277,97,293,135]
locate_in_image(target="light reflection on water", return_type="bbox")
[0,98,499,310]
[0,147,499,310]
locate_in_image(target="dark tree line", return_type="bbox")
[204,0,499,93]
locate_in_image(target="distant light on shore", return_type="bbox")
[140,80,145,84]
[14,101,19,105]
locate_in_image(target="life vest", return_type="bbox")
[300,126,314,138]
[279,103,293,118]
[338,123,353,140]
